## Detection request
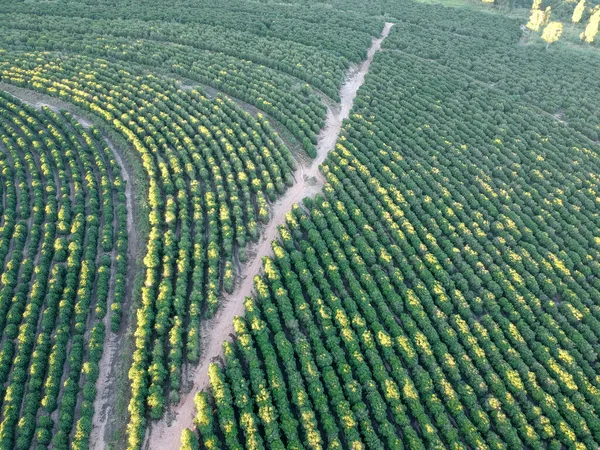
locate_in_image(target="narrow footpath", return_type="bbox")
[144,21,394,450]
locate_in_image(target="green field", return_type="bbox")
[0,0,600,449]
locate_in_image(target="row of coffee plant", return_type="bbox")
[0,0,382,61]
[0,91,127,450]
[0,51,300,449]
[0,13,351,100]
[181,21,600,450]
[382,15,600,141]
[0,38,327,153]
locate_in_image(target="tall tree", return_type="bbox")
[542,21,563,48]
[581,9,600,42]
[543,6,552,25]
[572,0,586,25]
[527,0,545,31]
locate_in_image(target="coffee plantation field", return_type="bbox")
[0,91,127,449]
[0,0,599,449]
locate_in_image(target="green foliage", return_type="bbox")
[0,9,383,447]
[0,42,300,447]
[383,15,600,140]
[0,93,125,449]
[182,4,600,450]
[2,1,599,450]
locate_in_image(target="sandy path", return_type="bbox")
[144,21,394,450]
[89,138,138,450]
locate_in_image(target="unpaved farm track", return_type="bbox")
[89,138,139,450]
[144,21,394,450]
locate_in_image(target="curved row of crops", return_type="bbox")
[0,0,386,148]
[0,91,127,450]
[0,47,326,154]
[0,13,350,100]
[0,0,383,61]
[0,3,390,447]
[4,1,599,449]
[182,21,600,450]
[0,51,302,448]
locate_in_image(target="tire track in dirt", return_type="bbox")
[144,21,394,450]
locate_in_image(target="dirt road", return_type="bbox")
[89,138,138,450]
[144,21,394,450]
